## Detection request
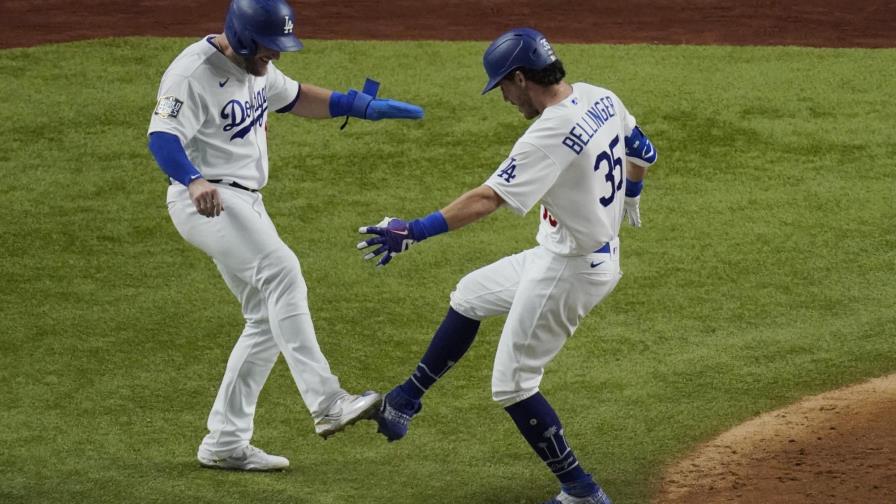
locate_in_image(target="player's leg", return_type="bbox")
[168,185,288,469]
[375,307,480,441]
[376,250,526,441]
[233,193,378,434]
[250,244,341,412]
[197,265,287,470]
[168,185,376,438]
[492,245,620,503]
[251,242,380,437]
[396,309,481,402]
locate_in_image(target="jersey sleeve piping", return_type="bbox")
[276,84,301,114]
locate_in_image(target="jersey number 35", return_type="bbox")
[594,135,623,207]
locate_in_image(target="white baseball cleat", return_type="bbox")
[197,444,289,471]
[544,488,613,504]
[315,390,382,439]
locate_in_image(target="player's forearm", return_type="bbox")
[356,186,502,266]
[440,185,504,230]
[405,185,501,244]
[290,83,333,118]
[626,161,647,182]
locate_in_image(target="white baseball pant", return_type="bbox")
[166,183,343,458]
[449,239,621,407]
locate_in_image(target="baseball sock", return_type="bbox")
[505,393,598,495]
[397,307,480,401]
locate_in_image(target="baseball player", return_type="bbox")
[147,0,423,471]
[357,28,656,503]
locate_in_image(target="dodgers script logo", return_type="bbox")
[221,89,268,141]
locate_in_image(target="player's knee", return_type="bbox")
[491,361,544,406]
[241,313,269,329]
[491,384,540,408]
[259,247,301,277]
[256,248,308,306]
[449,278,487,321]
[448,297,482,321]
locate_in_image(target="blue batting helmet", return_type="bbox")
[225,0,303,58]
[481,28,557,94]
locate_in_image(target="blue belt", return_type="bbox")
[594,242,611,254]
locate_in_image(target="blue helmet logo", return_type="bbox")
[481,28,557,94]
[225,0,303,58]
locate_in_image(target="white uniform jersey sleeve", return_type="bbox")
[485,141,561,216]
[265,63,300,113]
[623,108,638,136]
[486,82,641,256]
[149,54,208,144]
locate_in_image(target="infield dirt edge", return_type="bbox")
[653,374,896,503]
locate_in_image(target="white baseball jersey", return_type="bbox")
[148,36,300,190]
[485,82,641,256]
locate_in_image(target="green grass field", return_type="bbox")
[0,38,893,504]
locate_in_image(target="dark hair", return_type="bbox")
[505,59,566,87]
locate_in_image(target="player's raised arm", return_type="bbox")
[288,78,423,122]
[355,185,505,268]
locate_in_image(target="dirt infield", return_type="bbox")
[3,1,894,502]
[1,0,895,49]
[654,375,896,503]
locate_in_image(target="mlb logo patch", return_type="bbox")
[154,95,184,119]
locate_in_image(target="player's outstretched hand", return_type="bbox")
[366,99,424,121]
[357,217,417,267]
[623,195,641,227]
[188,178,223,218]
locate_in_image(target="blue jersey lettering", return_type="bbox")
[497,158,518,183]
[221,89,269,141]
[561,96,617,156]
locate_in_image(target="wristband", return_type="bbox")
[329,79,381,120]
[328,90,354,118]
[408,211,449,241]
[625,179,643,198]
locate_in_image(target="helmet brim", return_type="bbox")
[481,77,501,95]
[255,33,304,53]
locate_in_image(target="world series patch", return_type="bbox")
[154,95,184,119]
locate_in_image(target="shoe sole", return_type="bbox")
[317,394,383,440]
[197,459,289,472]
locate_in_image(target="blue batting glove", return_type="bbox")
[365,99,424,120]
[357,217,418,267]
[331,78,424,122]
